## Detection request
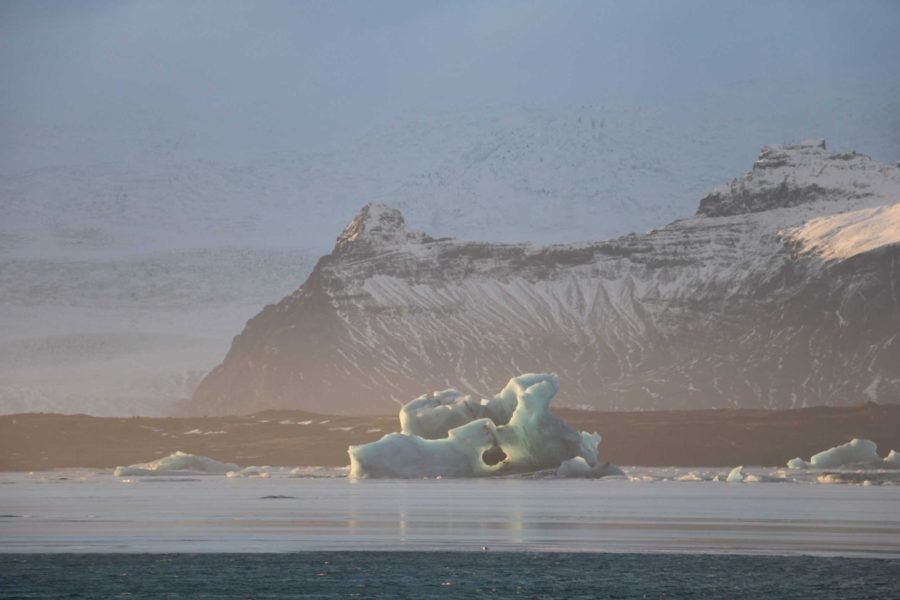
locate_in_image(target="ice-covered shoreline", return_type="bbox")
[4,402,900,472]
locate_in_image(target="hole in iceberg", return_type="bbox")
[482,446,507,466]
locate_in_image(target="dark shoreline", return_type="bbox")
[1,403,899,471]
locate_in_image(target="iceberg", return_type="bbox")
[557,457,627,479]
[721,467,785,483]
[725,466,746,483]
[786,438,900,469]
[349,373,604,479]
[114,451,239,476]
[226,466,271,478]
[675,471,709,482]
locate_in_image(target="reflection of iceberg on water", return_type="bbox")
[348,373,611,479]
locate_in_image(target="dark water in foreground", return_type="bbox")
[2,552,899,599]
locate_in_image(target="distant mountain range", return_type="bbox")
[186,141,900,415]
[3,105,898,416]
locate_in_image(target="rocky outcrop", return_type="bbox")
[182,142,900,415]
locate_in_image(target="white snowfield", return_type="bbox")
[787,438,900,469]
[349,373,607,479]
[786,202,900,260]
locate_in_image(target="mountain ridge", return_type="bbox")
[180,141,900,415]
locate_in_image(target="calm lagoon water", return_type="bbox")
[1,468,899,556]
[3,552,900,599]
[2,469,899,598]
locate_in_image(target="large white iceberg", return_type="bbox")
[786,438,900,469]
[349,373,603,478]
[114,451,239,476]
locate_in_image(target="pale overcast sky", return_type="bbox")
[2,0,898,171]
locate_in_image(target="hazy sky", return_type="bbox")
[2,0,899,171]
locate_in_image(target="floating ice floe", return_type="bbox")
[557,457,626,479]
[675,471,709,482]
[288,466,349,478]
[817,473,873,485]
[348,373,607,479]
[786,438,900,469]
[725,466,746,483]
[226,466,271,478]
[721,466,785,483]
[114,451,239,476]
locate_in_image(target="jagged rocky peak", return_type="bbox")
[697,139,899,218]
[334,202,430,253]
[754,139,827,170]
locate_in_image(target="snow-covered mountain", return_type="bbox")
[186,141,900,416]
[6,104,897,256]
[2,104,898,417]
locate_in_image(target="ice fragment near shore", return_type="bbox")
[349,374,603,478]
[725,466,746,483]
[557,457,627,479]
[114,451,239,476]
[787,438,899,469]
[226,466,271,478]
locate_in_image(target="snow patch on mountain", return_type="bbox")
[786,202,900,260]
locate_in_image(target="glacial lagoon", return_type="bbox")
[2,467,899,557]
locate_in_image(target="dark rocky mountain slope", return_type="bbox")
[183,141,900,415]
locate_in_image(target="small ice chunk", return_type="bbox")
[676,471,708,482]
[226,466,271,478]
[287,466,347,478]
[809,438,880,467]
[743,472,785,483]
[114,451,239,476]
[557,456,592,478]
[788,438,885,469]
[787,457,809,469]
[818,473,872,485]
[885,450,900,465]
[726,466,746,483]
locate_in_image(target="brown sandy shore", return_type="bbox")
[1,403,899,472]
